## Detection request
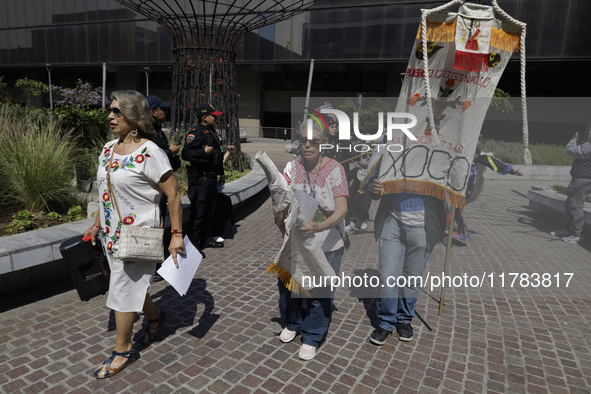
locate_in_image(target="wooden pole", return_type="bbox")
[338,152,370,165]
[438,200,456,316]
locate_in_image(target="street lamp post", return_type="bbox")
[144,67,151,96]
[46,64,53,109]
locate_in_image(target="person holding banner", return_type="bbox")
[278,121,349,360]
[366,171,446,345]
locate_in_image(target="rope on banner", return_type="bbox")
[420,0,464,146]
[491,0,530,165]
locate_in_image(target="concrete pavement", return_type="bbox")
[1,138,590,393]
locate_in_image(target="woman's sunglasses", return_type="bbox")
[299,138,322,146]
[107,107,123,116]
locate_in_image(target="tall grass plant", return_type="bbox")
[0,105,77,212]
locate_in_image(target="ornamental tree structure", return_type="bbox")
[116,0,314,168]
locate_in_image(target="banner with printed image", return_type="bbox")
[368,3,521,207]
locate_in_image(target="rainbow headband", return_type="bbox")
[303,107,328,131]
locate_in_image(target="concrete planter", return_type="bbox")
[527,186,591,235]
[0,161,268,294]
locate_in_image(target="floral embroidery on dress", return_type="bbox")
[101,144,152,172]
[122,213,137,225]
[107,221,122,250]
[98,141,163,256]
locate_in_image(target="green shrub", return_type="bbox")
[48,104,111,181]
[0,75,10,103]
[489,88,515,116]
[478,139,573,166]
[49,104,110,147]
[67,205,83,221]
[225,169,251,182]
[14,210,31,220]
[5,210,36,235]
[47,212,60,220]
[0,105,76,212]
[15,78,49,106]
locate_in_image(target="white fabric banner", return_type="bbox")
[366,3,521,206]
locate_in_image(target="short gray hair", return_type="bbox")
[111,90,155,139]
[299,118,329,140]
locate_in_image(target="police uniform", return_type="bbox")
[182,104,224,250]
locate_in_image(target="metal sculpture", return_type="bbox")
[116,0,314,168]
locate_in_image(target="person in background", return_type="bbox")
[146,95,181,281]
[346,152,372,232]
[550,132,591,244]
[85,90,185,379]
[443,149,523,244]
[145,95,181,172]
[182,104,225,255]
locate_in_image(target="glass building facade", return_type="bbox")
[0,0,589,132]
[0,0,589,65]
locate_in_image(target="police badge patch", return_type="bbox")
[186,134,195,143]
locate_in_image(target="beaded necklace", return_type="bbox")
[303,156,323,198]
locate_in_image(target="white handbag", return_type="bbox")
[106,142,164,263]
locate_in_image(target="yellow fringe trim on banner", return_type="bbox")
[416,22,457,43]
[490,27,520,52]
[266,262,311,296]
[381,179,467,209]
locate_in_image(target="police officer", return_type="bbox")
[182,103,225,255]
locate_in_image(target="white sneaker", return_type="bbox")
[550,229,570,237]
[212,236,224,243]
[360,222,368,231]
[279,327,296,343]
[345,225,352,234]
[298,344,316,360]
[562,235,585,244]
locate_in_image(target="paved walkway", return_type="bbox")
[2,138,591,393]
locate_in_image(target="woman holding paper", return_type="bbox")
[279,120,349,360]
[83,90,185,379]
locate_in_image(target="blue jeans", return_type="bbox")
[376,215,432,332]
[278,248,343,347]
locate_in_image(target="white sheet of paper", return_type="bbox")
[293,189,319,220]
[157,235,202,296]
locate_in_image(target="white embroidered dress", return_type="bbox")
[97,139,172,313]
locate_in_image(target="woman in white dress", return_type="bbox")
[84,90,185,379]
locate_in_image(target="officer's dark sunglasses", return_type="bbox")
[107,107,123,116]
